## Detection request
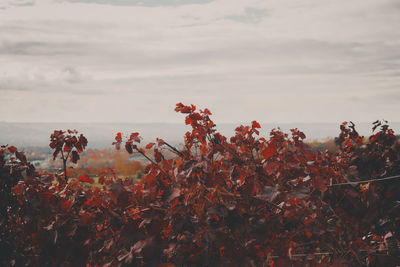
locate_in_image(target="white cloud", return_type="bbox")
[0,0,399,123]
[0,0,35,9]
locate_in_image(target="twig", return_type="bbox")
[163,141,184,157]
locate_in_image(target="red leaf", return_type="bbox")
[203,108,212,115]
[305,230,312,238]
[70,151,80,164]
[154,149,164,163]
[79,134,88,148]
[185,117,193,125]
[129,132,141,143]
[252,120,261,129]
[63,144,70,152]
[263,161,279,175]
[156,138,164,146]
[78,174,94,184]
[219,246,225,256]
[125,142,133,154]
[8,145,17,153]
[145,142,155,149]
[261,145,276,160]
[61,199,73,211]
[175,102,194,113]
[98,169,107,175]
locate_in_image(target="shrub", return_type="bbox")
[1,104,400,266]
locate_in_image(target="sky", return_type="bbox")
[0,0,399,124]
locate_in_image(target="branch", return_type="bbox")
[163,141,184,157]
[129,144,171,178]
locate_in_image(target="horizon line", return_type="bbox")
[1,121,398,125]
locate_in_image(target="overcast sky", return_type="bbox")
[0,0,399,124]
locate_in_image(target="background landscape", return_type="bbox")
[2,121,400,148]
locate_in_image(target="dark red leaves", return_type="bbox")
[61,199,73,211]
[154,149,164,163]
[263,161,280,175]
[175,102,196,114]
[3,105,400,267]
[203,108,212,115]
[156,138,164,146]
[129,132,141,143]
[79,134,88,147]
[125,142,133,154]
[70,151,80,164]
[261,145,277,160]
[8,146,17,153]
[113,132,123,150]
[49,130,87,181]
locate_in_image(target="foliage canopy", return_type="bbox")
[1,104,400,266]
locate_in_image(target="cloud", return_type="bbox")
[0,65,89,92]
[0,0,399,123]
[59,0,214,7]
[367,91,400,105]
[225,7,268,23]
[0,0,34,10]
[0,40,90,56]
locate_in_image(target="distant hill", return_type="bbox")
[1,122,400,149]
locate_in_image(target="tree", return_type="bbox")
[49,129,88,182]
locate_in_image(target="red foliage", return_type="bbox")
[49,129,88,182]
[1,106,400,266]
[78,174,94,184]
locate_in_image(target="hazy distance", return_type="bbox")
[1,121,399,149]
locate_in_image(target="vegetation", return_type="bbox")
[1,104,400,266]
[49,129,88,183]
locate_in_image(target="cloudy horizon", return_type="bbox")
[1,0,399,124]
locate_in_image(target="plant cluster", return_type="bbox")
[50,129,88,182]
[1,104,400,266]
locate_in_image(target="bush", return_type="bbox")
[1,104,400,266]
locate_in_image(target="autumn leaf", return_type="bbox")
[8,145,17,153]
[145,142,155,149]
[70,151,80,164]
[154,149,164,163]
[78,174,94,184]
[261,145,277,160]
[129,132,141,143]
[252,120,261,129]
[125,142,133,154]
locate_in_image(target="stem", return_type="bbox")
[135,146,157,165]
[63,159,67,183]
[163,141,184,157]
[60,149,68,183]
[131,144,170,178]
